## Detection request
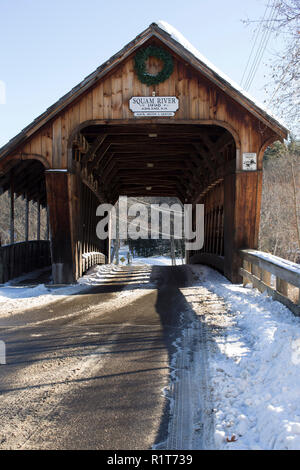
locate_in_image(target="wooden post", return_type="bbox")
[37,198,41,241]
[106,208,112,264]
[242,260,251,286]
[224,172,236,281]
[25,194,29,242]
[9,173,14,245]
[276,277,289,297]
[251,263,261,279]
[46,206,50,240]
[261,269,271,287]
[45,170,75,284]
[224,170,262,283]
[170,235,176,266]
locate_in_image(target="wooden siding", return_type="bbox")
[0,35,286,284]
[1,50,279,175]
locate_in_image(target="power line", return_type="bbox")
[267,68,289,107]
[246,3,276,91]
[244,2,277,91]
[241,1,278,92]
[241,2,270,88]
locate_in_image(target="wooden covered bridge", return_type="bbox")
[0,22,288,286]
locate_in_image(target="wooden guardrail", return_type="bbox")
[82,251,106,273]
[0,241,51,284]
[240,249,300,316]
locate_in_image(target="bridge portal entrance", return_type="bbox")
[0,22,288,284]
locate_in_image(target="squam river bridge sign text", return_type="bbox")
[129,96,179,117]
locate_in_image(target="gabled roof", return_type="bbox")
[0,21,288,160]
[156,21,288,131]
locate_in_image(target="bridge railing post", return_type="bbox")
[276,277,289,297]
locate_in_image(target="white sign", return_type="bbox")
[129,96,179,117]
[242,153,257,171]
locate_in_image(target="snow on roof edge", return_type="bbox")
[155,20,288,133]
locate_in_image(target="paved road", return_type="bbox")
[0,265,194,450]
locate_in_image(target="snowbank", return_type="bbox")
[190,265,300,450]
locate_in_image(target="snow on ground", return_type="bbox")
[188,265,300,450]
[132,255,184,266]
[0,254,178,318]
[118,244,184,266]
[2,255,300,450]
[0,264,118,318]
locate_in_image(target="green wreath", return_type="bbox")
[134,45,174,85]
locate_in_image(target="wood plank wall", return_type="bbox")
[0,42,282,283]
[6,48,278,173]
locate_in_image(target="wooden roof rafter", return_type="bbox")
[73,123,236,203]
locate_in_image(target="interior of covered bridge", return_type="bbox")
[71,123,236,204]
[0,122,236,284]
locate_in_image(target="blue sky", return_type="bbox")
[0,0,282,147]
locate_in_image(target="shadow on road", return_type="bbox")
[0,264,219,450]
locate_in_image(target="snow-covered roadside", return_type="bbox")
[188,265,300,450]
[3,257,300,450]
[0,255,176,318]
[132,255,184,266]
[117,246,185,266]
[0,264,118,318]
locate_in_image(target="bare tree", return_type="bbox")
[244,1,300,133]
[259,140,300,262]
[266,1,300,132]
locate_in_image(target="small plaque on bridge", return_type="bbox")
[242,153,257,171]
[129,96,179,117]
